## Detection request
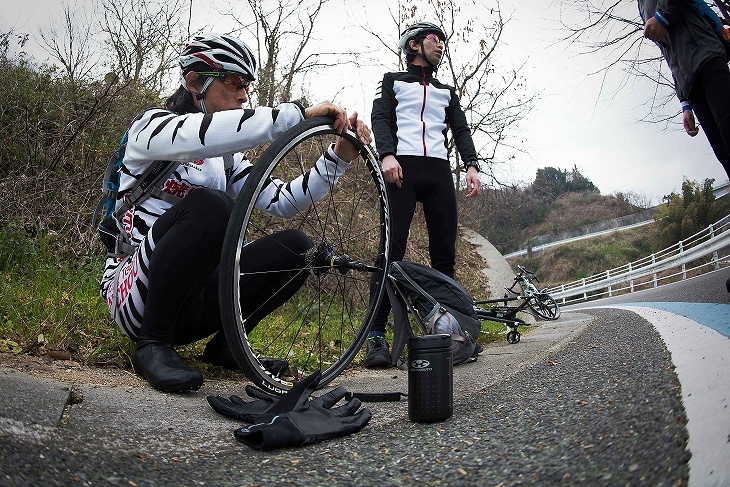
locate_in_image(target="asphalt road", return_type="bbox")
[1,268,728,486]
[567,266,730,487]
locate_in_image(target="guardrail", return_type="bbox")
[545,214,730,305]
[714,179,729,198]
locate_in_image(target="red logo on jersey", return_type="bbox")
[123,207,134,236]
[115,252,140,307]
[164,180,194,198]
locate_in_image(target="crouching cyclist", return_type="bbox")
[100,33,371,392]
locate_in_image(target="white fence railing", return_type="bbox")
[545,214,730,305]
[503,219,655,259]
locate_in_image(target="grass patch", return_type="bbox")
[0,225,129,367]
[480,319,514,343]
[512,223,661,287]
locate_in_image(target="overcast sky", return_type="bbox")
[4,0,729,206]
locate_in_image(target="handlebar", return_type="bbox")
[517,265,535,275]
[516,265,539,283]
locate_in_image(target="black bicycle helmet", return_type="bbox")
[398,21,446,57]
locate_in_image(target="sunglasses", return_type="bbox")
[424,33,444,44]
[199,72,252,91]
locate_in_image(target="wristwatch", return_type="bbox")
[465,161,481,173]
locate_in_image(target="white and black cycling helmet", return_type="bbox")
[179,33,257,112]
[179,33,257,80]
[398,22,446,65]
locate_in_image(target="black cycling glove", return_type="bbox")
[206,370,328,422]
[233,384,372,450]
[207,385,280,422]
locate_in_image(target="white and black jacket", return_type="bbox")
[371,62,478,167]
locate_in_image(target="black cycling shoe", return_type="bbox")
[202,332,289,375]
[202,332,239,370]
[132,340,203,392]
[364,334,391,368]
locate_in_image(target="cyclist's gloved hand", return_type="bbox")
[207,384,280,422]
[233,384,372,450]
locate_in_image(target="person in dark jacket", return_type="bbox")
[365,22,481,367]
[639,0,730,178]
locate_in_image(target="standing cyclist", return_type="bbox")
[366,22,481,367]
[100,33,370,392]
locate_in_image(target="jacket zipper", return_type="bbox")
[420,66,427,157]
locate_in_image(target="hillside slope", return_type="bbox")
[473,189,643,255]
[525,192,641,241]
[507,223,661,287]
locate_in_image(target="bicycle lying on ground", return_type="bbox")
[473,265,561,344]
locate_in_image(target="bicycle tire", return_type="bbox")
[528,292,560,320]
[219,117,390,394]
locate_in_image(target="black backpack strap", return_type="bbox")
[92,138,129,230]
[386,277,411,367]
[113,160,181,222]
[387,275,431,368]
[91,197,106,230]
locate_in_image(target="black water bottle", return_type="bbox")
[408,334,453,422]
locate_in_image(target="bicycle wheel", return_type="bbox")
[219,117,390,394]
[528,292,560,320]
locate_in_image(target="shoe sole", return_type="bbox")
[364,356,392,368]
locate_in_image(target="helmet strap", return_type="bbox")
[182,73,215,113]
[419,38,439,69]
[196,77,215,113]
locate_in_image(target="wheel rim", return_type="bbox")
[221,120,390,393]
[528,293,558,320]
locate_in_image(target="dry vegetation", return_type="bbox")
[526,192,640,240]
[509,223,662,288]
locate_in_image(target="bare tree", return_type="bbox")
[439,2,535,189]
[36,2,122,170]
[557,0,730,124]
[33,0,189,169]
[99,0,188,93]
[38,1,96,86]
[223,0,329,106]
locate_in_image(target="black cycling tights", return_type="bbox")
[689,56,730,179]
[386,156,458,276]
[369,156,458,332]
[140,188,312,345]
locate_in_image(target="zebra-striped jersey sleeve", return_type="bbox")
[227,144,352,218]
[124,104,305,164]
